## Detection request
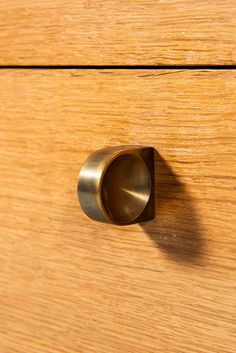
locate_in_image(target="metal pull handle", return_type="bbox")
[77,146,154,225]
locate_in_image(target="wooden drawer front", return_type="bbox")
[0,1,236,65]
[0,70,235,353]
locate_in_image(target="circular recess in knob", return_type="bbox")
[101,154,151,224]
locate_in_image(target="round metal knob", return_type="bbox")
[77,146,154,225]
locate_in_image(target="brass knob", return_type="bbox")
[77,146,154,225]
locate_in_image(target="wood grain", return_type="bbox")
[0,69,235,353]
[0,1,236,65]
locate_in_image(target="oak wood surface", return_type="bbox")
[0,1,236,65]
[0,70,236,353]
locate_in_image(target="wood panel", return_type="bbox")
[0,69,235,353]
[0,1,236,65]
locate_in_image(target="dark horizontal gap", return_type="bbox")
[0,65,236,70]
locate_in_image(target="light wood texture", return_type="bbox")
[0,1,236,65]
[0,70,236,353]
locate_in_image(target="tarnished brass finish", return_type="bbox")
[77,146,154,225]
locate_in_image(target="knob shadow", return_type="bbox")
[141,151,205,265]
